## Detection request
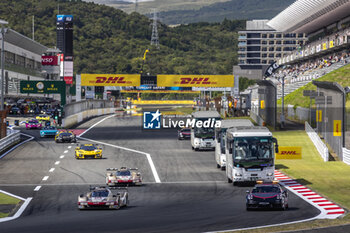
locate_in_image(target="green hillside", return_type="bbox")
[0,0,244,75]
[278,64,350,108]
[153,0,294,25]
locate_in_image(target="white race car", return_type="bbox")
[78,186,128,210]
[106,167,142,186]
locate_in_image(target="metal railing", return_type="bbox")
[305,121,329,162]
[64,100,114,117]
[0,130,21,154]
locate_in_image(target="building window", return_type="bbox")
[298,33,304,38]
[262,34,267,38]
[262,53,267,58]
[276,47,282,51]
[276,34,282,38]
[16,55,25,67]
[268,54,274,58]
[269,41,274,45]
[269,34,275,38]
[5,51,15,64]
[269,47,274,51]
[262,47,267,51]
[262,60,267,64]
[269,60,274,64]
[276,41,282,45]
[262,40,267,44]
[276,53,281,57]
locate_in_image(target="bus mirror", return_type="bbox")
[275,145,279,153]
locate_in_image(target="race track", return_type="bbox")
[0,114,320,233]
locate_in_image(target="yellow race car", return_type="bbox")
[75,144,102,159]
[36,114,50,121]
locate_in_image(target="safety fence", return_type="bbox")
[0,130,21,154]
[305,121,329,162]
[342,148,350,165]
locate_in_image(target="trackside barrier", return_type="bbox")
[305,122,329,162]
[132,100,195,105]
[0,130,21,154]
[63,108,115,128]
[342,148,350,165]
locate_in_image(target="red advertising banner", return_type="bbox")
[64,76,73,85]
[41,56,58,66]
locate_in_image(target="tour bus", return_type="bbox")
[215,119,253,170]
[225,126,279,185]
[191,111,221,151]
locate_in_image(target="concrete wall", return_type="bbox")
[64,100,114,117]
[63,107,115,128]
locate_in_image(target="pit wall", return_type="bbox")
[62,108,115,128]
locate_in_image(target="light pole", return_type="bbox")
[0,19,8,111]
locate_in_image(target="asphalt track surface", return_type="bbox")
[0,113,320,233]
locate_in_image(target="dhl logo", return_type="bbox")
[91,77,131,84]
[276,146,302,159]
[280,151,297,155]
[176,77,217,85]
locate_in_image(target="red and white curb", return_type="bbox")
[275,170,345,219]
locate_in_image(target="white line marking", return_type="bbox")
[63,150,68,154]
[42,176,49,181]
[0,190,26,201]
[0,133,35,159]
[68,146,72,149]
[49,168,55,172]
[55,161,60,165]
[80,136,161,183]
[60,155,64,159]
[0,198,32,223]
[78,114,115,137]
[34,186,41,191]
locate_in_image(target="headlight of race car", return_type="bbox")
[276,194,283,199]
[247,194,253,200]
[70,134,74,138]
[235,173,242,177]
[79,154,83,157]
[194,138,200,145]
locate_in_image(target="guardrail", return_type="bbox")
[305,121,329,162]
[64,100,114,117]
[342,148,350,165]
[0,130,21,154]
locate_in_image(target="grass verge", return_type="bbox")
[0,192,21,218]
[230,130,350,232]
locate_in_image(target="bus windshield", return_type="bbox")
[233,137,273,161]
[194,127,215,139]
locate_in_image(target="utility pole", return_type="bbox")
[32,15,35,40]
[151,9,160,49]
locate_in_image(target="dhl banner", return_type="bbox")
[333,120,342,137]
[260,100,265,109]
[276,146,302,160]
[329,40,334,48]
[157,75,234,87]
[322,43,327,50]
[81,74,141,86]
[316,110,322,122]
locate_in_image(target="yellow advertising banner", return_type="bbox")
[81,74,141,86]
[329,40,334,48]
[157,75,234,87]
[276,146,302,159]
[316,110,322,122]
[322,43,327,50]
[333,120,342,137]
[260,100,265,109]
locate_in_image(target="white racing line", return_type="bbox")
[0,190,32,223]
[78,114,161,183]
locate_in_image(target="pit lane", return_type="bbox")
[0,113,320,233]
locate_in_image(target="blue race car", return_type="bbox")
[40,126,58,137]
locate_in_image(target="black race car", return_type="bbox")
[55,130,77,143]
[246,181,288,210]
[178,128,191,140]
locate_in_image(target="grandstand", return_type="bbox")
[266,0,350,99]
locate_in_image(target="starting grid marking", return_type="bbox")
[274,170,345,218]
